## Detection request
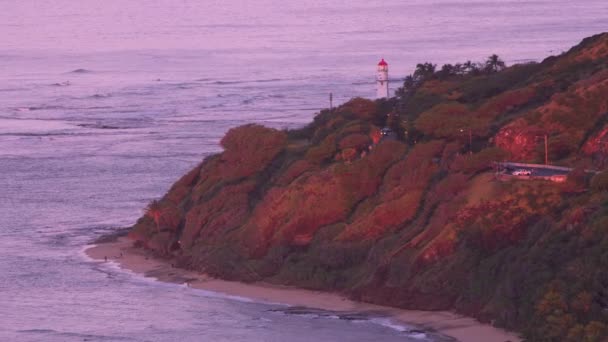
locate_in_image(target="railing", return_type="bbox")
[497,162,572,172]
[497,162,599,174]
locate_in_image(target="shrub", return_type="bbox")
[337,97,379,121]
[475,87,537,119]
[181,181,256,249]
[340,147,358,162]
[338,190,424,241]
[561,167,590,193]
[590,171,608,192]
[305,133,337,164]
[415,103,490,139]
[276,160,314,186]
[338,133,371,150]
[219,124,288,180]
[459,62,542,102]
[450,147,508,174]
[221,124,286,153]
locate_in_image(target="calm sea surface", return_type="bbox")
[0,1,606,341]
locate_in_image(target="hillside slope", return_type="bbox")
[128,33,608,341]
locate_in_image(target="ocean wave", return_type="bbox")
[13,104,115,113]
[213,78,283,85]
[12,105,65,112]
[18,329,57,334]
[68,68,93,74]
[120,90,155,97]
[214,80,246,85]
[216,93,240,98]
[156,82,201,90]
[273,306,442,340]
[270,306,378,323]
[17,328,136,341]
[75,105,114,110]
[200,103,226,109]
[239,93,287,105]
[0,132,94,137]
[77,123,121,130]
[369,317,411,333]
[186,287,263,304]
[112,109,141,114]
[51,81,71,87]
[0,87,28,92]
[253,78,282,83]
[90,93,111,99]
[80,245,279,305]
[369,318,444,340]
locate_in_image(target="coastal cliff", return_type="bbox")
[127,33,608,341]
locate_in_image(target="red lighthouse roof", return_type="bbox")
[378,58,388,66]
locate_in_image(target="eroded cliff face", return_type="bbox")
[128,33,608,341]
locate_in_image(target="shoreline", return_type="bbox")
[85,237,520,342]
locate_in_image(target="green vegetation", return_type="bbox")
[126,33,608,341]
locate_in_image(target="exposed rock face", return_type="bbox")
[495,119,544,161]
[126,33,608,341]
[583,125,608,160]
[495,69,608,163]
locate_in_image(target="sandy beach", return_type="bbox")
[85,237,521,342]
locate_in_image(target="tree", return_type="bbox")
[437,63,464,79]
[145,200,163,232]
[397,75,417,97]
[484,54,507,73]
[463,60,481,75]
[534,288,576,340]
[413,62,437,82]
[453,63,465,75]
[396,62,437,98]
[583,321,607,342]
[438,64,452,79]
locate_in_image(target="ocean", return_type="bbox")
[0,1,606,341]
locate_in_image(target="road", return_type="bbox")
[498,162,572,177]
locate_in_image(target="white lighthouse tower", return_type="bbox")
[376,58,389,99]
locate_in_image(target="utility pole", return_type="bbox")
[545,134,549,165]
[460,128,473,155]
[469,128,473,156]
[329,92,333,111]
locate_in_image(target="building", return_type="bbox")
[376,58,389,99]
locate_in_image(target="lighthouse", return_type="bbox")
[376,58,389,99]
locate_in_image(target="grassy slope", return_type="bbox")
[129,33,608,341]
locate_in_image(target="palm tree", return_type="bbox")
[463,60,477,74]
[453,63,465,75]
[438,64,456,79]
[484,54,506,73]
[145,200,163,232]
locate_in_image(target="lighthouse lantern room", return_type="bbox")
[376,58,389,99]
